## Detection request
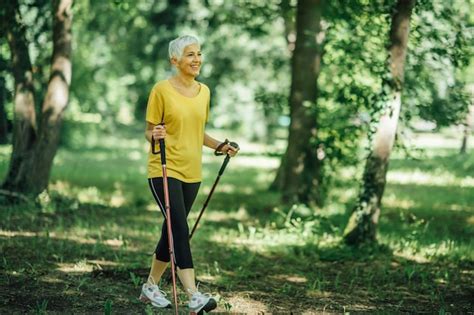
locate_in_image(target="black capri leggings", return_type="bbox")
[148,177,200,269]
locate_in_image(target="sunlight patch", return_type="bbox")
[214,183,236,193]
[383,194,416,209]
[103,238,124,247]
[387,170,474,187]
[445,204,474,212]
[50,180,71,194]
[231,155,279,169]
[110,183,126,207]
[0,145,12,156]
[306,290,332,298]
[77,186,105,204]
[87,259,119,269]
[57,261,94,273]
[40,276,65,284]
[0,229,131,250]
[332,187,358,203]
[467,215,474,225]
[110,194,126,207]
[225,295,269,313]
[0,230,37,238]
[390,239,461,263]
[393,250,430,263]
[146,202,160,211]
[127,150,143,161]
[197,274,219,283]
[210,222,341,253]
[271,274,308,284]
[198,206,249,222]
[410,133,461,149]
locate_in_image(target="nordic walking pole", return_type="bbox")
[152,134,179,315]
[189,140,239,240]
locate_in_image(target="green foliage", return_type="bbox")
[104,299,113,315]
[35,299,48,315]
[16,0,52,108]
[65,0,293,143]
[403,0,473,128]
[2,0,470,191]
[129,271,141,288]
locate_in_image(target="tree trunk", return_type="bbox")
[460,86,474,154]
[0,77,9,144]
[1,0,38,182]
[271,0,325,206]
[2,0,73,196]
[343,0,416,245]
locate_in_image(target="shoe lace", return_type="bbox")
[147,276,167,297]
[188,282,211,299]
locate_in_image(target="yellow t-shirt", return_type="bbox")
[146,80,210,182]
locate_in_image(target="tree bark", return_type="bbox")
[0,77,9,144]
[460,86,473,154]
[2,0,38,181]
[343,0,416,245]
[2,0,73,196]
[271,0,325,206]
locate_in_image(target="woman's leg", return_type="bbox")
[148,177,198,294]
[148,257,168,284]
[147,178,170,284]
[182,182,201,217]
[176,181,201,296]
[179,182,201,295]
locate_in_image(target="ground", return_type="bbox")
[1,130,473,314]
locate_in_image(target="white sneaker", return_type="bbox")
[188,288,217,313]
[139,279,171,308]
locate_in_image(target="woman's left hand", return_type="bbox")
[221,142,239,157]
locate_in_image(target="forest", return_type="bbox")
[0,0,473,313]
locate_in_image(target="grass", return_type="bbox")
[0,128,473,313]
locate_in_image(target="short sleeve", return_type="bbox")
[146,87,163,125]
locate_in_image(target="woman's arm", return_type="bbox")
[204,132,239,156]
[203,133,221,150]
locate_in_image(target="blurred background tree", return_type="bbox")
[1,0,73,195]
[271,0,326,206]
[1,0,472,208]
[343,0,416,245]
[342,0,472,244]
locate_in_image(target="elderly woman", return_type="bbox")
[139,35,239,313]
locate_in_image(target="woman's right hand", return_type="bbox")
[152,124,166,140]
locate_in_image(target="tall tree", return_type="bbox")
[460,99,473,154]
[0,76,8,144]
[343,0,416,245]
[1,0,73,196]
[272,0,325,206]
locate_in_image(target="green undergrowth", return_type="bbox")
[0,130,473,313]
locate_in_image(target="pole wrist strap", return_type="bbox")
[214,139,229,156]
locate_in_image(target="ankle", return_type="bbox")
[187,287,197,298]
[147,275,158,285]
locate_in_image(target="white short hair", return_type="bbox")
[168,35,200,60]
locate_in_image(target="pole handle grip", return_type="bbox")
[159,138,166,164]
[151,123,165,156]
[218,141,238,175]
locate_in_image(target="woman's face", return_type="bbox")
[173,44,202,77]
